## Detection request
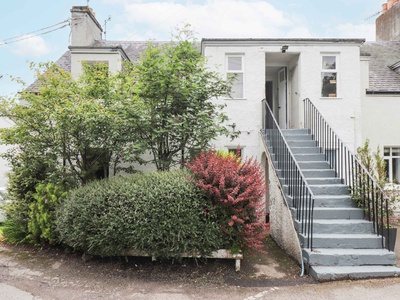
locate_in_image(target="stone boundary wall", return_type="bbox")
[265,149,302,264]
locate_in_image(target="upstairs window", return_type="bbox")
[226,55,244,98]
[321,55,338,98]
[384,147,400,184]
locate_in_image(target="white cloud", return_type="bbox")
[104,0,374,41]
[112,0,312,40]
[335,23,376,41]
[11,34,53,57]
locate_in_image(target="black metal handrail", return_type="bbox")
[303,98,392,250]
[262,99,315,249]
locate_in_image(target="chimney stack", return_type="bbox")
[376,0,400,41]
[382,0,400,12]
[70,6,103,47]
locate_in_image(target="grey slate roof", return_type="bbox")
[361,42,400,93]
[56,50,71,73]
[92,40,165,62]
[28,51,71,93]
[35,40,400,95]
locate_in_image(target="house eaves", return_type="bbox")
[201,38,365,53]
[69,45,130,62]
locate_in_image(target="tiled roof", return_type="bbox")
[28,51,71,93]
[92,40,165,61]
[56,50,71,72]
[361,42,400,93]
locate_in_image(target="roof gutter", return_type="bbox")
[366,90,400,94]
[68,45,130,62]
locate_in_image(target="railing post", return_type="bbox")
[264,99,315,250]
[302,97,392,251]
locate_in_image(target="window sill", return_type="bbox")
[224,98,247,100]
[320,97,342,100]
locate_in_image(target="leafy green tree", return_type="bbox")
[0,62,142,186]
[129,26,237,170]
[0,62,142,244]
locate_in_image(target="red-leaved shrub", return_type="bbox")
[187,150,268,252]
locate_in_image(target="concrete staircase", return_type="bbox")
[267,129,400,281]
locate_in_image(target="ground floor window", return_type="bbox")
[384,146,400,184]
[228,147,242,158]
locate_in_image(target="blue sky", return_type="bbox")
[0,0,383,97]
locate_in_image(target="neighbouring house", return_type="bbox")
[1,3,400,280]
[360,0,400,186]
[0,117,13,188]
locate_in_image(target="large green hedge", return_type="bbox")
[57,170,223,259]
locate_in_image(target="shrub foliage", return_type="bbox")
[187,150,267,252]
[28,183,67,245]
[57,170,223,258]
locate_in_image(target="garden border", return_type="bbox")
[122,249,243,271]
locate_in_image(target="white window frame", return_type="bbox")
[321,54,339,98]
[384,146,400,184]
[226,54,245,99]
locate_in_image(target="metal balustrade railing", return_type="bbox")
[262,99,315,249]
[303,98,392,250]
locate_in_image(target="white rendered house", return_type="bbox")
[1,4,400,280]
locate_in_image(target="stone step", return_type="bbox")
[263,129,400,281]
[309,265,400,281]
[302,169,336,178]
[276,175,341,185]
[287,140,317,147]
[298,161,331,170]
[300,233,383,249]
[303,248,397,267]
[314,195,356,208]
[282,129,309,135]
[309,184,350,196]
[283,134,313,141]
[296,219,373,234]
[306,178,342,185]
[292,207,365,220]
[294,153,326,161]
[287,195,356,208]
[290,147,321,154]
[283,184,350,197]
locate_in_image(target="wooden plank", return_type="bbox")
[121,249,243,271]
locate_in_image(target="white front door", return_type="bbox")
[278,68,287,129]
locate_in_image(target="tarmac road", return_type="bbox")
[1,225,400,300]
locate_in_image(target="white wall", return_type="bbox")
[361,95,400,152]
[0,117,14,188]
[203,40,364,161]
[203,45,265,162]
[296,44,362,152]
[70,52,123,79]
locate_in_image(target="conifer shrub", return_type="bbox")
[187,150,267,252]
[57,170,223,258]
[28,183,67,245]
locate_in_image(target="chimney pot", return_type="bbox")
[383,3,388,11]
